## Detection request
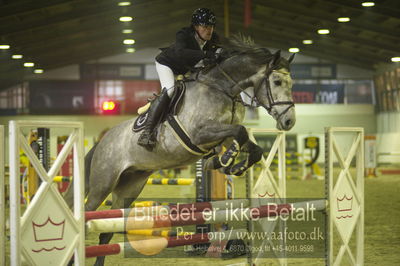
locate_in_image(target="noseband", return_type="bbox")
[216,64,294,121]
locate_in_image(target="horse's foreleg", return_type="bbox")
[203,154,224,170]
[223,140,263,176]
[192,124,248,167]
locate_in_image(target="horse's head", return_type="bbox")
[253,50,296,130]
[210,35,296,130]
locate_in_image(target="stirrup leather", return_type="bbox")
[138,129,156,147]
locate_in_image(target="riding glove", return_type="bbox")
[203,50,217,66]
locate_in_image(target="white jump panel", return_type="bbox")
[248,128,286,201]
[248,128,287,266]
[9,121,85,266]
[326,127,364,266]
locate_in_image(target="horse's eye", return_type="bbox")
[274,80,282,86]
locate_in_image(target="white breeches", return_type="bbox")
[155,61,175,98]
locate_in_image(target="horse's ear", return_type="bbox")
[269,50,281,68]
[288,53,295,63]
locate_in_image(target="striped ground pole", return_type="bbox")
[146,178,194,185]
[85,199,249,221]
[117,229,193,237]
[85,229,247,258]
[86,200,326,233]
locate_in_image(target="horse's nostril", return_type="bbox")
[285,119,292,127]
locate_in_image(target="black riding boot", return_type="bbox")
[137,89,170,150]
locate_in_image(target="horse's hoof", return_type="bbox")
[224,168,243,176]
[225,159,248,176]
[231,168,246,176]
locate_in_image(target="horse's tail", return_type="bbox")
[64,143,98,208]
[84,143,98,197]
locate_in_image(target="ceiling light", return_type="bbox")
[24,62,35,67]
[122,29,133,34]
[317,29,330,35]
[302,40,313,44]
[337,17,350,22]
[0,44,10,49]
[126,48,136,53]
[34,69,44,74]
[118,1,131,6]
[288,48,300,53]
[123,39,135,45]
[12,54,23,59]
[362,2,375,7]
[391,57,400,62]
[119,16,133,22]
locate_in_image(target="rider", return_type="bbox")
[138,7,220,150]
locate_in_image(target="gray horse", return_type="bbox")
[66,36,295,265]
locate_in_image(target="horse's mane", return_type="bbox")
[217,34,291,71]
[219,34,273,64]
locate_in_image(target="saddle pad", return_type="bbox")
[132,111,148,132]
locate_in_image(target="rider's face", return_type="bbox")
[195,25,214,41]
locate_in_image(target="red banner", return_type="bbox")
[57,139,72,193]
[244,0,252,28]
[124,80,160,113]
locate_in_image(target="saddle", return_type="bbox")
[133,76,214,156]
[132,78,186,133]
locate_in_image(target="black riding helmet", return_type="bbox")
[191,8,216,26]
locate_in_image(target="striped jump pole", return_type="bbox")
[146,178,194,185]
[85,198,249,221]
[119,229,193,237]
[86,200,326,233]
[131,201,165,207]
[86,229,248,258]
[101,200,174,207]
[53,176,71,183]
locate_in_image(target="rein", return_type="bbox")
[215,63,295,120]
[216,63,254,103]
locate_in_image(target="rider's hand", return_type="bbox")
[205,50,216,58]
[203,50,217,65]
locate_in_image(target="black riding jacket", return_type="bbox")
[156,26,220,75]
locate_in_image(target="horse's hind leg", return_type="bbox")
[94,169,152,266]
[85,174,117,213]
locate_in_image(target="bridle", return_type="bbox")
[215,63,295,121]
